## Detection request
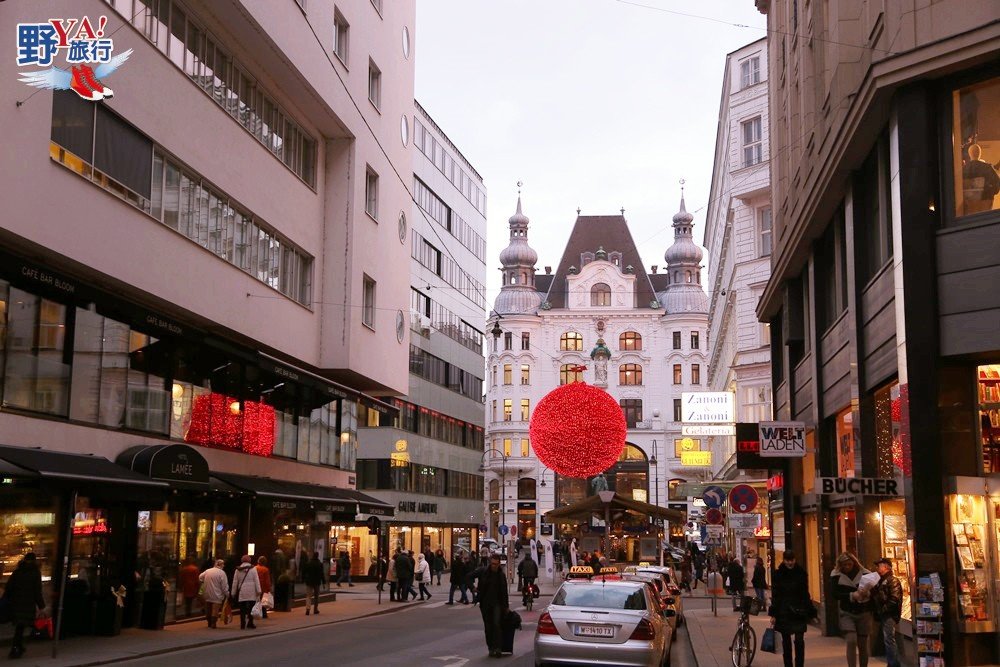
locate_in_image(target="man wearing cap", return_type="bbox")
[871,557,903,667]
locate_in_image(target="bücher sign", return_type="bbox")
[818,477,900,496]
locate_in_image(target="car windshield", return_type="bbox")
[552,585,647,610]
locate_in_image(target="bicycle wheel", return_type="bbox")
[745,625,757,665]
[731,624,755,667]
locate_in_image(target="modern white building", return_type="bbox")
[0,0,414,628]
[356,100,488,559]
[484,195,709,558]
[703,38,774,480]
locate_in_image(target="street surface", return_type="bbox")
[116,590,700,667]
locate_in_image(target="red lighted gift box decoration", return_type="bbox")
[186,392,275,457]
[528,382,626,478]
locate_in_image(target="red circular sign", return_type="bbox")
[728,484,759,513]
[706,508,724,525]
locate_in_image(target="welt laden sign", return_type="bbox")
[758,421,806,458]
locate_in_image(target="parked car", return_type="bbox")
[535,578,674,667]
[638,567,684,626]
[622,573,677,638]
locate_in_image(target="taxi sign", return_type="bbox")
[567,565,595,579]
[637,561,651,567]
[599,567,619,574]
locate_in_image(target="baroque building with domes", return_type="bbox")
[484,194,709,558]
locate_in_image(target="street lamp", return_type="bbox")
[480,448,510,547]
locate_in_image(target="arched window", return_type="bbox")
[560,364,584,385]
[489,479,500,501]
[685,271,692,283]
[619,331,642,351]
[591,283,611,306]
[619,363,642,385]
[673,271,679,283]
[518,478,536,500]
[559,331,583,351]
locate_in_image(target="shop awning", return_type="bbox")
[257,352,399,416]
[116,444,245,494]
[0,444,170,488]
[543,492,686,523]
[212,472,394,517]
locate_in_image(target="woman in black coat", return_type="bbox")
[3,553,45,660]
[769,550,813,667]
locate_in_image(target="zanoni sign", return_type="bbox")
[681,392,735,424]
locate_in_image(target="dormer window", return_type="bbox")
[581,252,595,266]
[609,252,622,267]
[591,283,611,306]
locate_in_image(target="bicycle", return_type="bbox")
[729,595,761,667]
[522,579,536,611]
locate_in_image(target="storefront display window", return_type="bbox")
[947,493,994,631]
[0,490,58,587]
[69,497,113,595]
[978,365,1000,473]
[836,407,856,478]
[136,510,238,623]
[330,525,378,577]
[952,75,1000,219]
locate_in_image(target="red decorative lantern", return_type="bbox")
[528,383,626,478]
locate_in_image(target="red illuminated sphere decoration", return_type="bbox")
[528,382,627,478]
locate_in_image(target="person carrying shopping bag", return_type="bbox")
[255,556,272,619]
[231,555,262,630]
[415,553,433,600]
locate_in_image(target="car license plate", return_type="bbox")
[575,624,614,637]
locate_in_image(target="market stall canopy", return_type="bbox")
[543,492,685,523]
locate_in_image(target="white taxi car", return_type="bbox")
[534,576,674,666]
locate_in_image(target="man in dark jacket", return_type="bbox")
[871,558,903,667]
[447,553,469,605]
[302,552,325,615]
[769,550,812,667]
[477,554,510,658]
[518,553,539,591]
[336,550,353,587]
[3,553,45,659]
[394,550,414,602]
[727,557,746,597]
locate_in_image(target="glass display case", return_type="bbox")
[879,499,912,622]
[945,483,994,633]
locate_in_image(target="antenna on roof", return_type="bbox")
[577,207,581,215]
[620,207,625,216]
[680,178,686,195]
[517,180,523,195]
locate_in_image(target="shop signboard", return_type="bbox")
[758,421,806,457]
[817,477,900,496]
[681,392,735,424]
[681,451,712,467]
[682,424,736,436]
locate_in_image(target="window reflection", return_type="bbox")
[954,76,1000,218]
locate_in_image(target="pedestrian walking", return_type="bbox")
[447,553,470,605]
[871,558,903,667]
[477,554,510,658]
[179,558,200,618]
[405,551,419,600]
[336,550,354,587]
[387,551,399,600]
[376,553,388,592]
[303,551,325,615]
[752,558,768,604]
[769,550,813,667]
[434,549,447,585]
[255,556,271,620]
[415,553,433,600]
[2,553,45,659]
[198,559,229,628]
[727,557,746,597]
[394,550,414,602]
[231,555,262,630]
[832,552,874,667]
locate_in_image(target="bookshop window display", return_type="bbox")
[946,491,993,632]
[978,364,1000,473]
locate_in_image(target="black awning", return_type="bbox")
[117,444,211,485]
[212,472,392,517]
[0,445,169,488]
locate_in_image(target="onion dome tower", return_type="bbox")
[493,193,542,315]
[662,187,709,314]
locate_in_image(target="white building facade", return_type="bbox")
[484,197,709,558]
[356,101,488,558]
[703,38,774,479]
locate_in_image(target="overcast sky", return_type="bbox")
[414,0,767,302]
